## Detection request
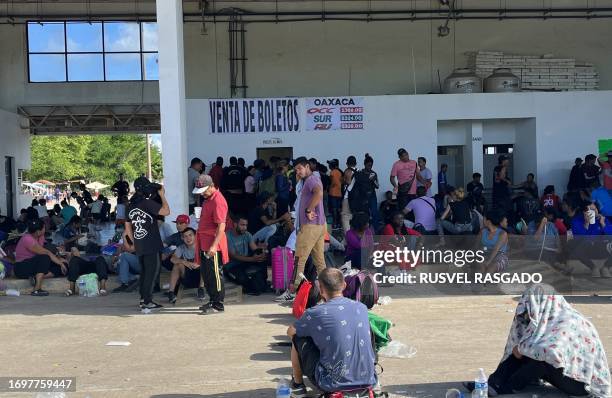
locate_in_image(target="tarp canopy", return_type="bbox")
[34,179,56,186]
[85,181,109,190]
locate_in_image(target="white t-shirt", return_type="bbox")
[417,167,433,197]
[35,205,48,218]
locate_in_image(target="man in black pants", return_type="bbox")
[123,178,170,312]
[192,174,229,314]
[486,355,588,396]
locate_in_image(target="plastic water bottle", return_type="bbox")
[472,368,488,398]
[276,378,290,398]
[78,280,86,297]
[446,389,464,398]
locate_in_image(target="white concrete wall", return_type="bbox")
[184,18,612,99]
[0,109,31,218]
[186,91,612,200]
[1,15,612,110]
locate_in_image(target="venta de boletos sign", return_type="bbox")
[209,98,300,134]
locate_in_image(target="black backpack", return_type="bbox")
[348,171,372,213]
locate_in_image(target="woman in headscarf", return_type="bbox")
[465,284,610,396]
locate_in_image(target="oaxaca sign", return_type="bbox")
[305,97,365,131]
[209,98,300,134]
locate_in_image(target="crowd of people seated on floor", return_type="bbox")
[0,149,610,298]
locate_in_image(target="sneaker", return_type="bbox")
[199,302,224,314]
[168,291,177,304]
[142,301,163,311]
[112,284,130,293]
[274,290,295,303]
[602,267,612,278]
[197,287,205,301]
[138,300,145,311]
[31,289,49,296]
[290,379,308,398]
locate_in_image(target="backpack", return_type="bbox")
[343,271,379,309]
[258,175,276,195]
[292,279,321,319]
[348,171,372,213]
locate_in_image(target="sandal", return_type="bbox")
[31,289,49,297]
[65,289,74,297]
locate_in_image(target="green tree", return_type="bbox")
[26,134,163,185]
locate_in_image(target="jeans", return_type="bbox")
[489,356,587,396]
[252,224,278,243]
[117,252,140,285]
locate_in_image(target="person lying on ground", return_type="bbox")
[286,268,377,398]
[65,247,109,296]
[463,284,610,397]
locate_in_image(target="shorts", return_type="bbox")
[292,335,320,386]
[182,267,201,289]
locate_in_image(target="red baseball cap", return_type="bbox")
[174,214,190,224]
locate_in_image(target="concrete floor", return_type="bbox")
[1,287,612,398]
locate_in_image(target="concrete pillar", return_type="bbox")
[471,121,484,184]
[157,0,188,219]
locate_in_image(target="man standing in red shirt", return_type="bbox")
[193,174,229,314]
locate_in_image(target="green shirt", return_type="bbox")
[226,230,254,257]
[60,205,77,224]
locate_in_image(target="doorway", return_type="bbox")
[437,146,465,189]
[483,145,514,186]
[256,147,294,163]
[5,156,14,217]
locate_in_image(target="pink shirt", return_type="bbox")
[391,160,418,195]
[15,233,46,262]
